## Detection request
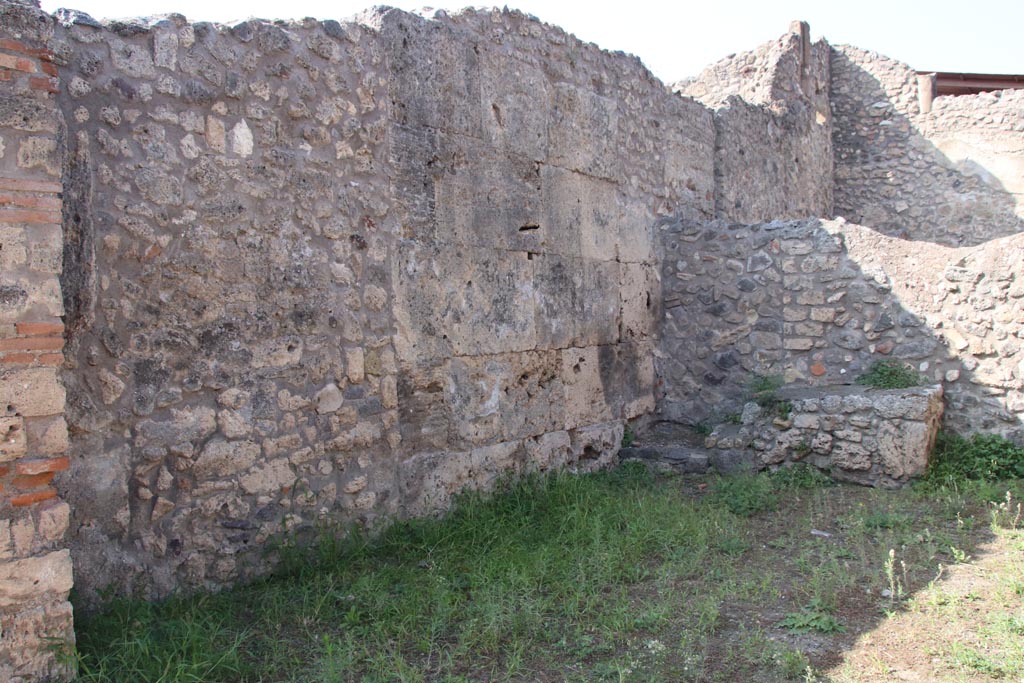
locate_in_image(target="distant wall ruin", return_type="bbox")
[1,2,1023,679]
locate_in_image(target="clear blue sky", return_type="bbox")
[38,0,1024,82]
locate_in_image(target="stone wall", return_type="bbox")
[44,4,717,603]
[676,22,833,223]
[832,45,1024,246]
[0,2,75,680]
[704,384,944,488]
[656,216,1024,442]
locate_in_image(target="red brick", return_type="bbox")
[0,208,61,224]
[0,336,63,352]
[0,352,36,365]
[0,193,62,210]
[12,471,55,490]
[0,70,11,82]
[38,353,63,366]
[0,53,36,73]
[810,362,827,377]
[29,76,58,93]
[0,39,47,59]
[15,456,69,476]
[0,178,62,193]
[15,322,63,337]
[10,488,57,507]
[40,61,58,77]
[0,465,9,477]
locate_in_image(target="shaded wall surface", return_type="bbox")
[656,218,1024,442]
[832,45,1024,246]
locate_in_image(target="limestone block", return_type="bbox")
[877,420,932,480]
[396,367,451,453]
[193,439,259,479]
[0,600,75,682]
[569,421,623,472]
[548,83,619,179]
[393,243,536,362]
[620,263,660,341]
[533,255,619,349]
[597,342,656,420]
[523,430,572,471]
[616,197,656,264]
[873,386,941,419]
[433,136,544,252]
[830,440,872,471]
[561,347,612,430]
[383,12,482,137]
[445,351,564,448]
[398,440,524,517]
[479,52,550,161]
[0,368,64,417]
[37,501,70,544]
[0,550,73,608]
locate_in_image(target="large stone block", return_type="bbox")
[446,351,564,448]
[619,263,661,341]
[548,83,619,179]
[383,11,483,137]
[0,550,73,608]
[560,346,612,430]
[0,600,75,683]
[0,367,64,417]
[597,341,656,419]
[393,242,536,363]
[533,255,619,349]
[433,134,545,253]
[479,53,550,161]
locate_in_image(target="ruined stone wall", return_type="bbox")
[0,2,75,680]
[676,23,833,223]
[656,217,1024,442]
[55,7,398,600]
[382,7,716,515]
[39,4,717,604]
[832,45,1024,246]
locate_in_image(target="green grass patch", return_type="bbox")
[855,360,922,389]
[73,464,1024,683]
[928,430,1024,482]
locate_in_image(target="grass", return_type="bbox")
[855,360,922,389]
[74,462,1024,683]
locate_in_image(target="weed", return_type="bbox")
[710,473,777,517]
[770,463,831,490]
[928,430,1024,482]
[694,421,712,437]
[778,602,846,634]
[748,374,793,420]
[990,490,1022,530]
[855,360,922,389]
[622,425,637,448]
[724,412,742,425]
[883,548,907,607]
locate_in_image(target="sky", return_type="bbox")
[37,0,1024,82]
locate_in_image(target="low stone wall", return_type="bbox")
[704,384,944,487]
[656,217,1024,442]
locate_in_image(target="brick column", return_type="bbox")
[0,2,75,681]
